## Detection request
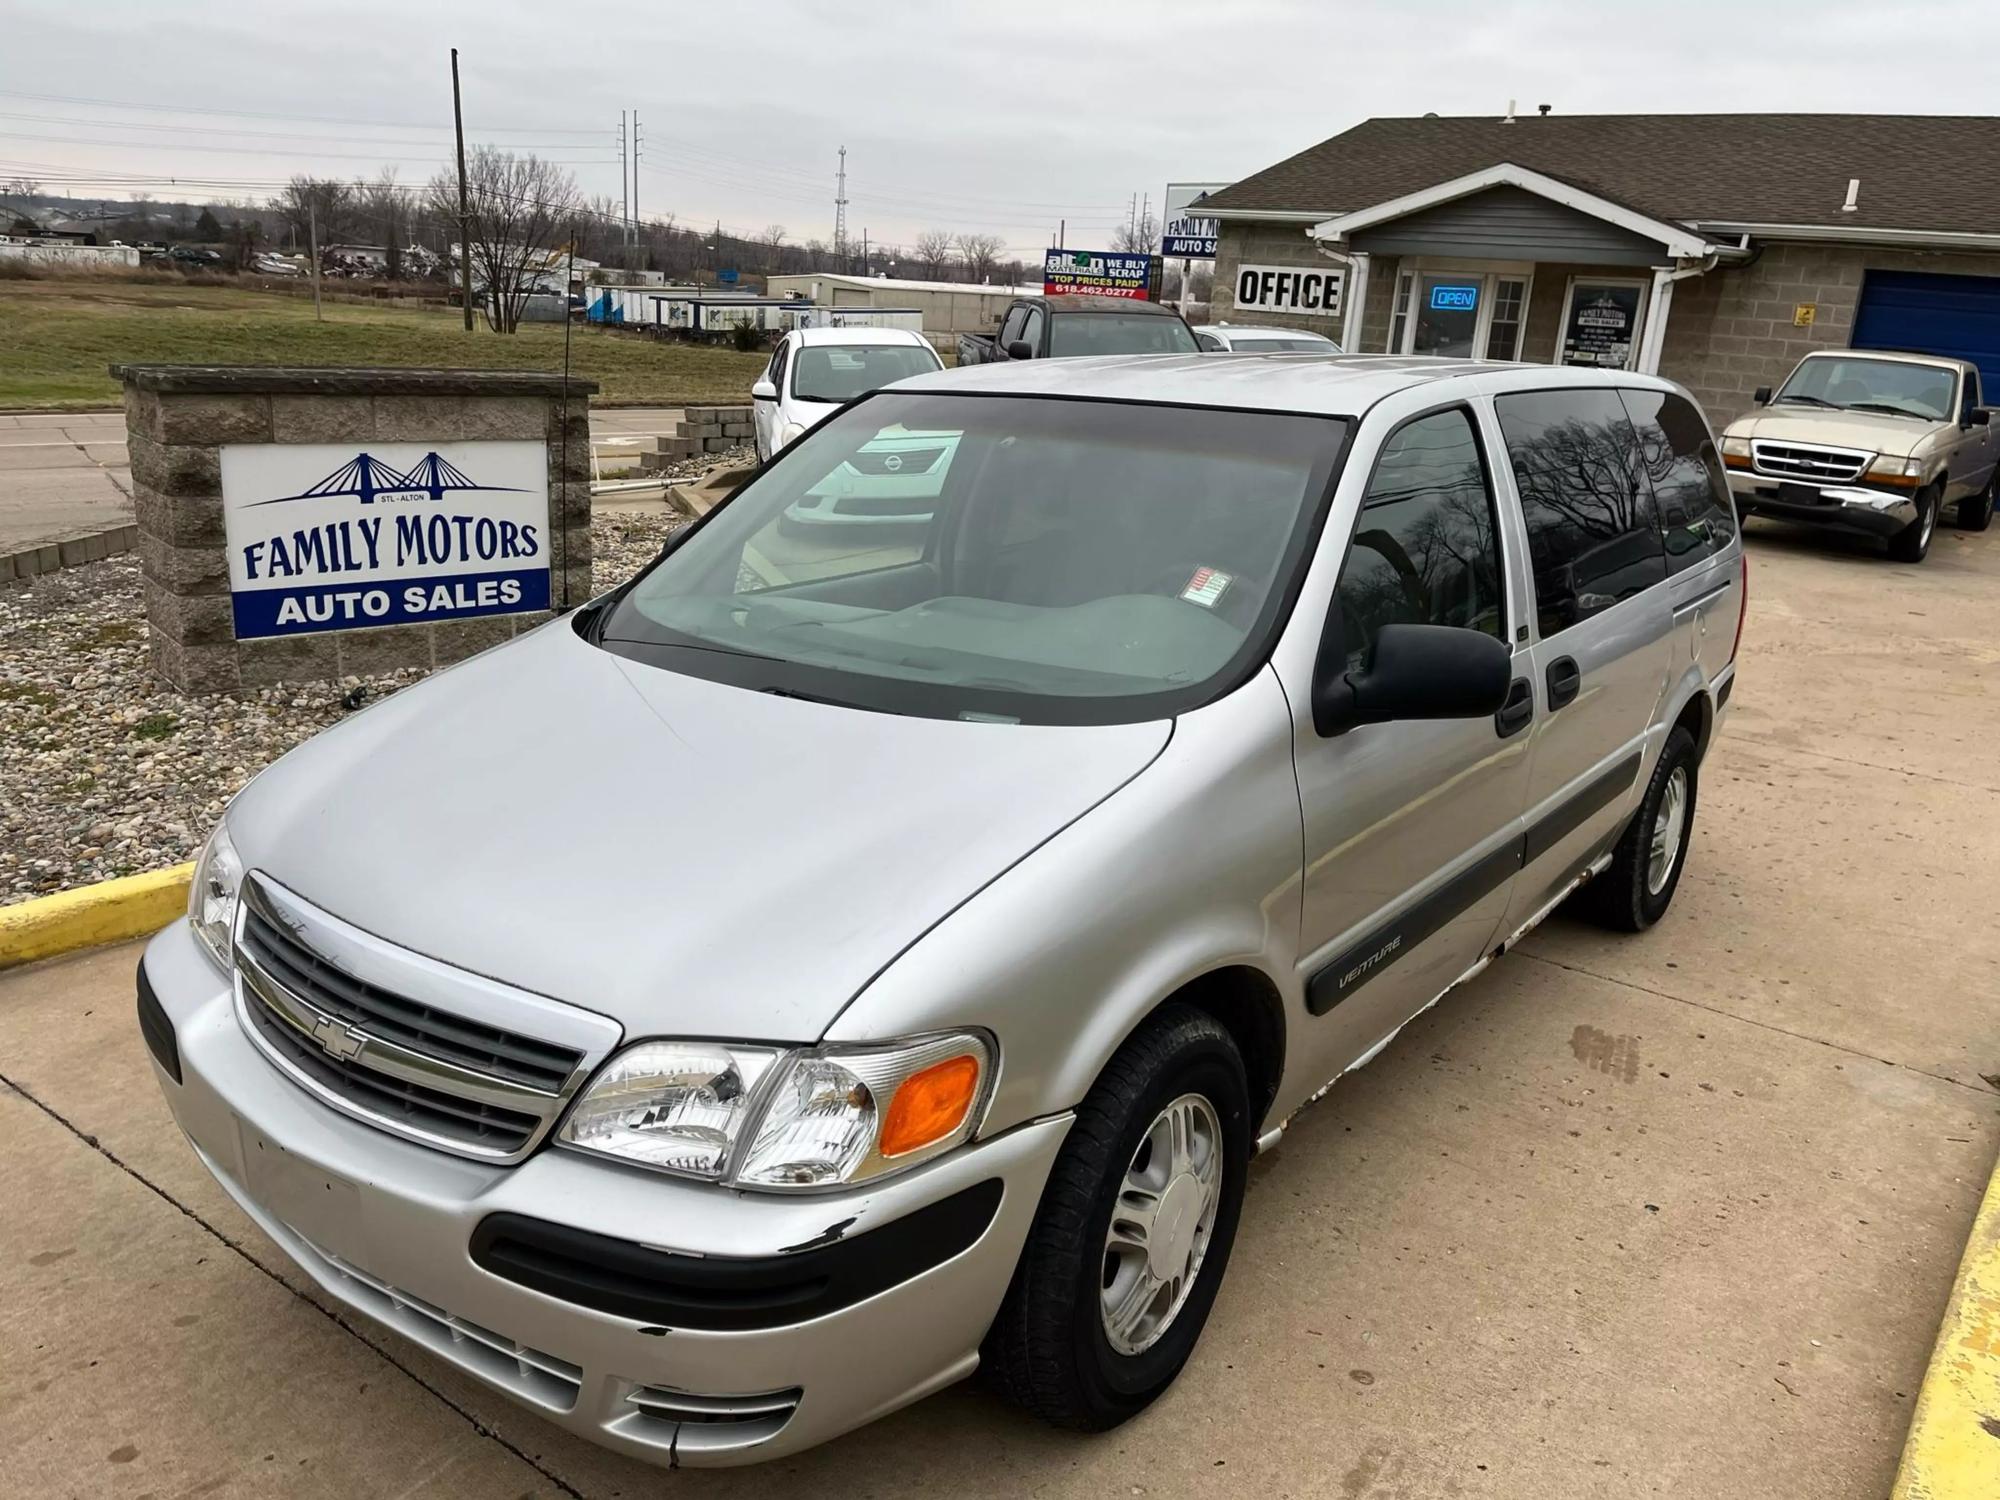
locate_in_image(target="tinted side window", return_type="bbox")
[1196,331,1225,351]
[770,341,789,391]
[1964,369,1982,421]
[1020,306,1046,353]
[1496,390,1665,637]
[1335,407,1506,671]
[1618,388,1736,572]
[998,307,1028,348]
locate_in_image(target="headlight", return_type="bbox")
[187,822,243,970]
[557,1031,992,1191]
[1720,434,1751,458]
[1866,453,1925,482]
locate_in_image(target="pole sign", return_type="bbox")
[1160,180,1228,261]
[1043,249,1152,299]
[1561,282,1644,368]
[220,440,551,639]
[1232,263,1344,318]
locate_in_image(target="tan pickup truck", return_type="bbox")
[1719,349,1997,562]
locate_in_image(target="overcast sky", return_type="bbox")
[4,0,1994,258]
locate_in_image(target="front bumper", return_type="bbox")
[139,921,1070,1468]
[1728,471,1917,539]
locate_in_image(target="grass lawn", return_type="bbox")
[0,278,769,409]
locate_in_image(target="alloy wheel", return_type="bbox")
[1100,1093,1224,1356]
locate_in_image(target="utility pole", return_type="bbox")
[1058,217,1065,249]
[833,145,848,265]
[619,111,629,269]
[631,109,642,274]
[308,200,323,322]
[861,228,868,276]
[451,47,473,331]
[1127,192,1137,242]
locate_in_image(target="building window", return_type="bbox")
[1487,277,1528,361]
[1388,270,1414,352]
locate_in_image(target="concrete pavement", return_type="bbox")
[3,516,1999,1497]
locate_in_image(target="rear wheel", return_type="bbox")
[1958,470,1995,532]
[984,1005,1250,1431]
[1581,725,1698,932]
[1889,483,1939,562]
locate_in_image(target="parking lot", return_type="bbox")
[3,514,1998,1499]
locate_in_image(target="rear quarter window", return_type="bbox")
[1617,388,1736,572]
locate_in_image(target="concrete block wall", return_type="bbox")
[117,367,596,695]
[1210,222,1358,339]
[1661,244,2000,426]
[643,406,755,466]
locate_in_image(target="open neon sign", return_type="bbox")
[1429,284,1479,312]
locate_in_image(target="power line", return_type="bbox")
[0,88,601,135]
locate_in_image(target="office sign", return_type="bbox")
[1561,282,1644,368]
[1044,248,1152,299]
[1160,181,1228,260]
[220,441,550,639]
[1233,263,1343,318]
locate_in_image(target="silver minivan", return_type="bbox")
[140,354,1743,1467]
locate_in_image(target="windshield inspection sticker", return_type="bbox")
[1181,566,1233,608]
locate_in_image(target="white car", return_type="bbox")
[751,327,943,461]
[1194,324,1342,354]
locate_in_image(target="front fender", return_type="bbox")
[820,669,1306,1136]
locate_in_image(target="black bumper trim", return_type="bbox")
[136,957,181,1085]
[469,1177,1004,1332]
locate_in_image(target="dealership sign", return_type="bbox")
[220,440,550,639]
[1159,181,1228,260]
[1233,263,1343,318]
[1043,249,1152,299]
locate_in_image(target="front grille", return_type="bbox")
[296,1234,582,1412]
[848,446,943,475]
[239,902,581,1092]
[231,873,618,1163]
[242,992,544,1154]
[1751,439,1871,483]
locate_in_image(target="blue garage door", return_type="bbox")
[1852,269,2000,397]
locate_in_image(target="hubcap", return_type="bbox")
[1647,766,1689,896]
[1100,1093,1223,1356]
[1919,492,1936,545]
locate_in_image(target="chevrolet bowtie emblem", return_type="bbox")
[310,1014,367,1061]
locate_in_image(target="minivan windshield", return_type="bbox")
[1047,313,1200,358]
[597,393,1345,724]
[1775,356,1957,421]
[791,343,941,403]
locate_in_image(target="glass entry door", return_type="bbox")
[1413,275,1482,357]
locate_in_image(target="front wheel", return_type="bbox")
[984,1005,1250,1431]
[1889,483,1940,562]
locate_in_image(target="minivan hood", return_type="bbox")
[230,621,1170,1040]
[1727,406,1940,458]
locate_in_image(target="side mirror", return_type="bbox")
[1967,407,1991,427]
[1752,386,1773,406]
[1005,339,1035,360]
[1313,623,1512,737]
[751,379,777,400]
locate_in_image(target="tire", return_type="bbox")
[983,1004,1251,1431]
[1580,725,1699,933]
[1958,470,1995,532]
[1889,483,1939,562]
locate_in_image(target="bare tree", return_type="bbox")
[356,169,408,279]
[912,229,955,280]
[275,176,356,247]
[1112,210,1160,255]
[955,232,1004,283]
[426,148,581,333]
[760,224,788,252]
[2,175,41,200]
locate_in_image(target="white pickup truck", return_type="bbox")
[1719,349,1997,562]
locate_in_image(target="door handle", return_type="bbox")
[1494,676,1534,738]
[1545,656,1581,710]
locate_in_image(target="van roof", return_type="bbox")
[898,352,1682,418]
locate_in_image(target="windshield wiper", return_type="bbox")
[1846,401,1928,418]
[1774,394,1835,407]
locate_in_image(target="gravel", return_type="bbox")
[0,507,684,901]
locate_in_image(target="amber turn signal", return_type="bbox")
[880,1054,981,1158]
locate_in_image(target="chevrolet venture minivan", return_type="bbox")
[140,354,1743,1467]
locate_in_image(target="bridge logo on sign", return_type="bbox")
[220,439,551,641]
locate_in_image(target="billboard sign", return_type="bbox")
[1160,180,1229,261]
[1232,263,1344,318]
[1043,248,1152,299]
[220,440,550,640]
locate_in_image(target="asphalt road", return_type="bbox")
[0,408,693,556]
[3,515,1998,1498]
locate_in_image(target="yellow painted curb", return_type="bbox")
[0,864,196,971]
[1893,1148,2000,1498]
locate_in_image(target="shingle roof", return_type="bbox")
[1202,114,2000,235]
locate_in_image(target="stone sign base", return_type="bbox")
[115,366,596,694]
